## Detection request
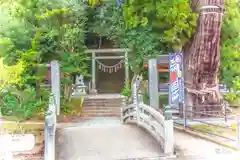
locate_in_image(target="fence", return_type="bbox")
[168,103,240,150]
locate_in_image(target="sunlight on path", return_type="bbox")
[56,118,164,160]
[174,130,240,160]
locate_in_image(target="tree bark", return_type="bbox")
[184,0,224,117]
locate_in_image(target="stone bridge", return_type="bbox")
[44,60,239,160]
[56,118,166,160]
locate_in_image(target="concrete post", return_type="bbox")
[133,76,141,122]
[44,101,56,160]
[121,96,127,124]
[91,52,97,93]
[132,81,138,105]
[138,92,143,104]
[50,61,60,115]
[124,51,130,89]
[148,59,159,109]
[237,116,240,149]
[164,120,174,155]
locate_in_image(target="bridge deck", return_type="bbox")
[56,117,239,160]
[56,118,164,160]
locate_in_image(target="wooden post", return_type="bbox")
[124,51,130,88]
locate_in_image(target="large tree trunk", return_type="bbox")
[184,0,224,117]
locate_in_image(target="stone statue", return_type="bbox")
[76,75,84,86]
[72,74,86,96]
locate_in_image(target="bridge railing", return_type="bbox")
[44,94,57,160]
[121,78,174,155]
[44,60,60,160]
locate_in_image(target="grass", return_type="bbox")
[60,97,84,116]
[190,124,224,135]
[232,106,240,115]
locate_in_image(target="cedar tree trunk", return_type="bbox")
[184,0,224,117]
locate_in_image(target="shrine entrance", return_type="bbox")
[96,58,125,93]
[86,49,130,94]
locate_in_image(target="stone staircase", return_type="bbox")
[81,94,123,118]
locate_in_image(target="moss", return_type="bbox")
[190,124,224,135]
[159,94,169,106]
[71,97,84,108]
[60,97,84,116]
[0,122,44,133]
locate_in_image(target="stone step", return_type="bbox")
[82,113,120,117]
[82,110,121,117]
[83,104,121,108]
[82,108,120,111]
[83,107,121,111]
[83,98,122,101]
[83,107,120,111]
[83,101,122,106]
[82,110,121,114]
[81,97,122,118]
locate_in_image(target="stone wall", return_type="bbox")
[0,121,44,160]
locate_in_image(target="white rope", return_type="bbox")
[200,5,220,10]
[96,59,124,68]
[201,12,224,16]
[199,5,224,16]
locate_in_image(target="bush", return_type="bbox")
[0,85,47,121]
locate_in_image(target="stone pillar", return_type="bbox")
[237,116,240,149]
[121,96,127,124]
[124,51,130,89]
[164,119,174,155]
[50,60,60,115]
[132,80,138,105]
[91,52,97,94]
[148,59,159,109]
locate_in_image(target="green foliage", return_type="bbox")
[121,80,131,97]
[60,97,84,116]
[122,0,197,49]
[0,85,47,121]
[88,0,101,7]
[0,59,25,88]
[220,0,240,103]
[0,0,89,87]
[90,1,196,74]
[0,0,90,118]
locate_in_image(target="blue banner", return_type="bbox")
[169,53,184,105]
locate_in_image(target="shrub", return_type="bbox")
[0,85,47,121]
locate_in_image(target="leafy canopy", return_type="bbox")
[220,0,240,103]
[0,0,89,87]
[89,0,197,74]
